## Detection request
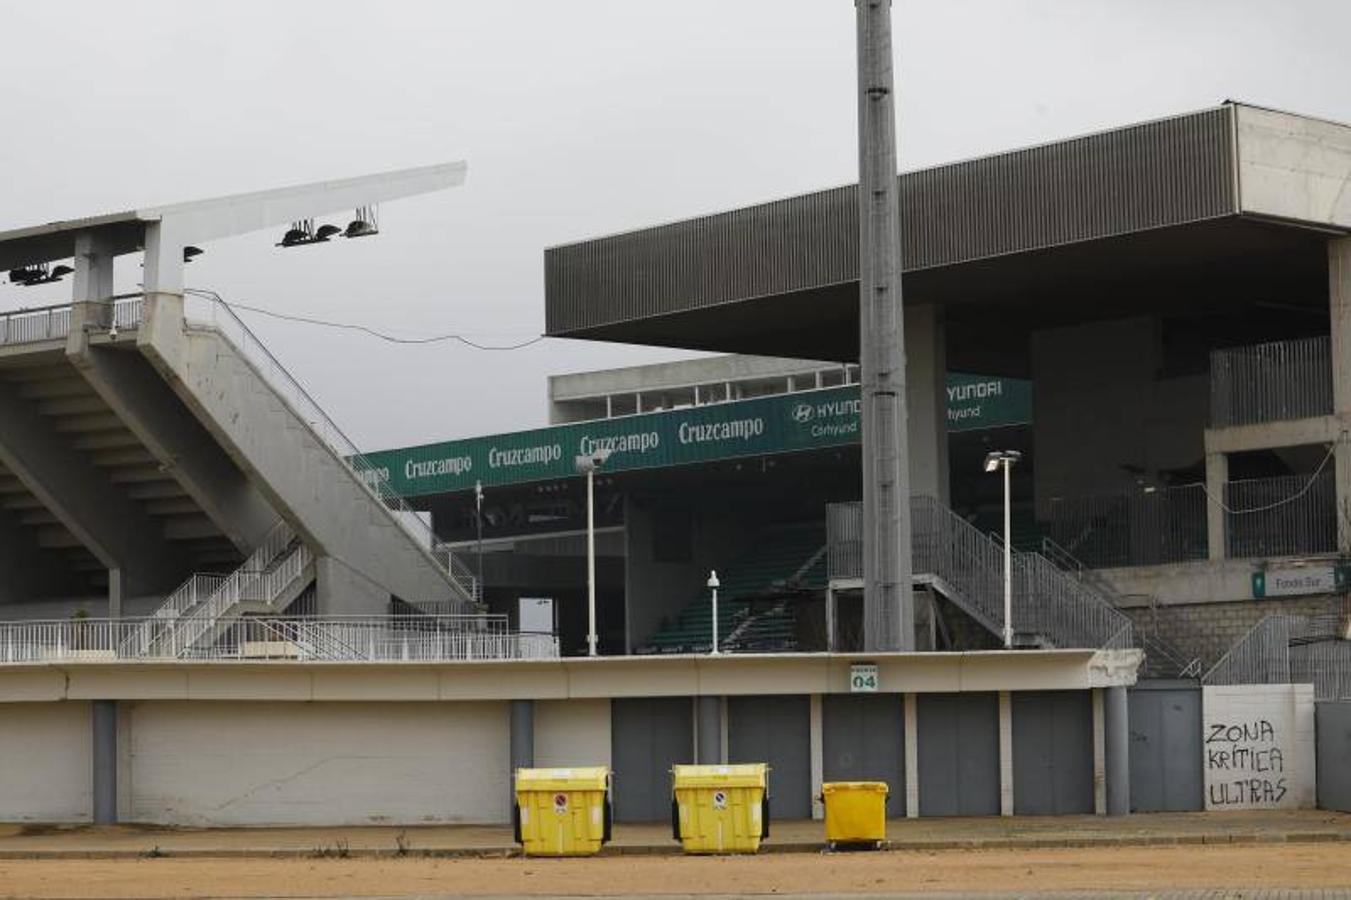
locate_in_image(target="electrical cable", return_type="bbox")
[1201,438,1339,515]
[183,287,546,350]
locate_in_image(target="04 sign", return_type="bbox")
[850,663,879,693]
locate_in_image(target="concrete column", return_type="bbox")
[903,693,919,818]
[1104,686,1131,816]
[998,691,1014,817]
[1092,688,1107,815]
[1329,238,1351,550]
[695,696,723,765]
[108,568,123,621]
[1205,452,1228,560]
[92,700,118,826]
[66,231,115,350]
[905,303,949,504]
[509,699,533,809]
[809,694,824,820]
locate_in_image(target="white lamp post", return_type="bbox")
[575,449,613,657]
[983,450,1022,649]
[707,570,721,655]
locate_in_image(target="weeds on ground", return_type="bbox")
[310,839,351,859]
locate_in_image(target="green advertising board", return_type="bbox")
[362,374,1031,498]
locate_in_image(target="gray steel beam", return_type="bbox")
[0,381,183,596]
[696,696,723,764]
[1104,686,1131,816]
[66,343,278,554]
[92,700,118,825]
[509,699,534,810]
[856,0,913,651]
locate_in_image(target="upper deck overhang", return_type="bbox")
[0,161,467,271]
[544,104,1350,364]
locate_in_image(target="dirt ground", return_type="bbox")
[1,843,1349,899]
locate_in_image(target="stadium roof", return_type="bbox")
[544,103,1350,365]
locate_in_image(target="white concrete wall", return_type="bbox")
[534,698,611,768]
[0,701,91,822]
[1237,105,1351,229]
[1202,684,1316,810]
[122,701,509,826]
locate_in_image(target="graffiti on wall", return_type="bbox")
[1202,684,1315,810]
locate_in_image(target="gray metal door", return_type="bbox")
[917,692,999,816]
[1012,691,1093,814]
[823,693,905,816]
[728,695,811,819]
[1315,700,1351,812]
[1129,680,1203,812]
[611,697,693,822]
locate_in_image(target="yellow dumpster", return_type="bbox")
[513,767,612,857]
[671,763,769,854]
[821,781,888,849]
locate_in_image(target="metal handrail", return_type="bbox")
[1203,612,1351,700]
[0,614,557,664]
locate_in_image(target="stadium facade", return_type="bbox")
[0,102,1348,827]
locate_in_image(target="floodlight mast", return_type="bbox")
[983,450,1022,648]
[857,0,913,652]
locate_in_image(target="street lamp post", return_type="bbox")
[983,450,1023,649]
[707,570,721,655]
[474,480,484,607]
[575,449,613,657]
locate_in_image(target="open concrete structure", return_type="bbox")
[0,165,478,622]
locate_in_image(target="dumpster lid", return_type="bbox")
[822,781,889,794]
[514,766,609,791]
[672,763,768,788]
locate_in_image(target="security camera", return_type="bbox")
[107,324,119,342]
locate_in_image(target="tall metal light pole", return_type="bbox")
[984,450,1022,649]
[575,449,612,657]
[474,480,484,607]
[857,0,914,652]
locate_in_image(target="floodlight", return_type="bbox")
[278,224,312,248]
[314,224,342,242]
[7,263,70,286]
[183,246,204,263]
[983,449,1022,473]
[344,205,379,239]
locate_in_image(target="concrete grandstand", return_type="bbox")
[2,102,1350,828]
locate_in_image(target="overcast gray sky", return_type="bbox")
[2,1,1348,450]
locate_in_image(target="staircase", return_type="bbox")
[1040,536,1201,676]
[127,520,314,658]
[833,498,1134,651]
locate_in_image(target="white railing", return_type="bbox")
[1204,613,1351,701]
[0,304,72,345]
[181,290,477,603]
[0,615,558,664]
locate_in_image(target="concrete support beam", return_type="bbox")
[92,700,118,825]
[809,694,824,820]
[1104,685,1130,816]
[0,386,182,596]
[998,690,1014,817]
[695,696,723,765]
[315,557,388,616]
[509,699,533,810]
[108,568,122,620]
[67,344,278,554]
[66,231,115,340]
[1092,688,1108,815]
[905,303,949,503]
[903,692,919,818]
[1205,452,1228,561]
[1329,237,1351,550]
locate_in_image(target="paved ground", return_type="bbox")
[1,810,1348,859]
[1,842,1350,898]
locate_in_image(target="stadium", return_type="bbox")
[0,101,1348,827]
